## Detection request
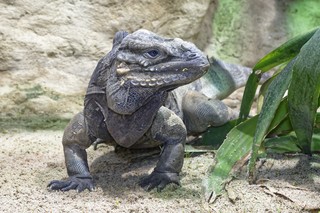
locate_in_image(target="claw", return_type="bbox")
[139,171,180,192]
[48,176,94,192]
[61,181,78,191]
[92,138,107,150]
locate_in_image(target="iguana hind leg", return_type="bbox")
[48,112,94,192]
[182,91,237,134]
[140,106,186,191]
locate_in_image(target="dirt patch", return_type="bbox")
[1,130,319,212]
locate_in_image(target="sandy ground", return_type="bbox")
[0,129,320,213]
[0,88,319,212]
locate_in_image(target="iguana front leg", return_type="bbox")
[140,106,186,191]
[48,112,94,192]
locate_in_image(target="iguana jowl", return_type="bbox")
[48,29,252,192]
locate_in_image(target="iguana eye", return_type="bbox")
[144,49,160,59]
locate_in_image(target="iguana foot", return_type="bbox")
[139,171,180,192]
[48,175,94,192]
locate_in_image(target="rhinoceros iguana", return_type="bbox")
[48,29,254,192]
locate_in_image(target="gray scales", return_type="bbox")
[48,29,254,192]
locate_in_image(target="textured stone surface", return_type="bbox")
[0,0,211,118]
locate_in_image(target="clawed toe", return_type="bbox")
[48,176,94,192]
[139,171,180,192]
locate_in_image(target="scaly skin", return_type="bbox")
[48,29,260,192]
[48,29,209,192]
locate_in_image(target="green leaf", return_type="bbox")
[205,98,290,202]
[265,129,320,153]
[256,72,278,113]
[184,145,215,153]
[288,29,320,155]
[269,116,293,136]
[204,116,257,202]
[253,28,318,72]
[237,27,311,123]
[237,72,260,124]
[264,134,301,154]
[256,63,288,113]
[248,59,295,181]
[312,129,320,152]
[201,120,237,149]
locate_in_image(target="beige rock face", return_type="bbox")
[0,0,212,118]
[1,0,307,119]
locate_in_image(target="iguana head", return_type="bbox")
[99,29,209,114]
[114,29,209,90]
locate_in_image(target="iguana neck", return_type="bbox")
[106,61,166,114]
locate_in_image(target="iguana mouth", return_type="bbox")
[116,61,208,88]
[116,62,131,75]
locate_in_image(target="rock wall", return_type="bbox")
[0,0,319,121]
[0,0,212,119]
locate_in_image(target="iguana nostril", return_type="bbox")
[188,53,197,58]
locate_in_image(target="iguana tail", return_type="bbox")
[200,57,270,100]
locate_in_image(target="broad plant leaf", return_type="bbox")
[235,28,319,129]
[269,116,293,136]
[205,99,289,203]
[265,130,320,154]
[248,60,295,180]
[312,129,320,152]
[288,29,320,155]
[237,72,260,123]
[264,134,301,154]
[237,28,318,123]
[257,64,287,112]
[201,120,237,149]
[204,116,257,203]
[204,27,320,203]
[186,120,237,153]
[257,72,278,113]
[253,28,318,72]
